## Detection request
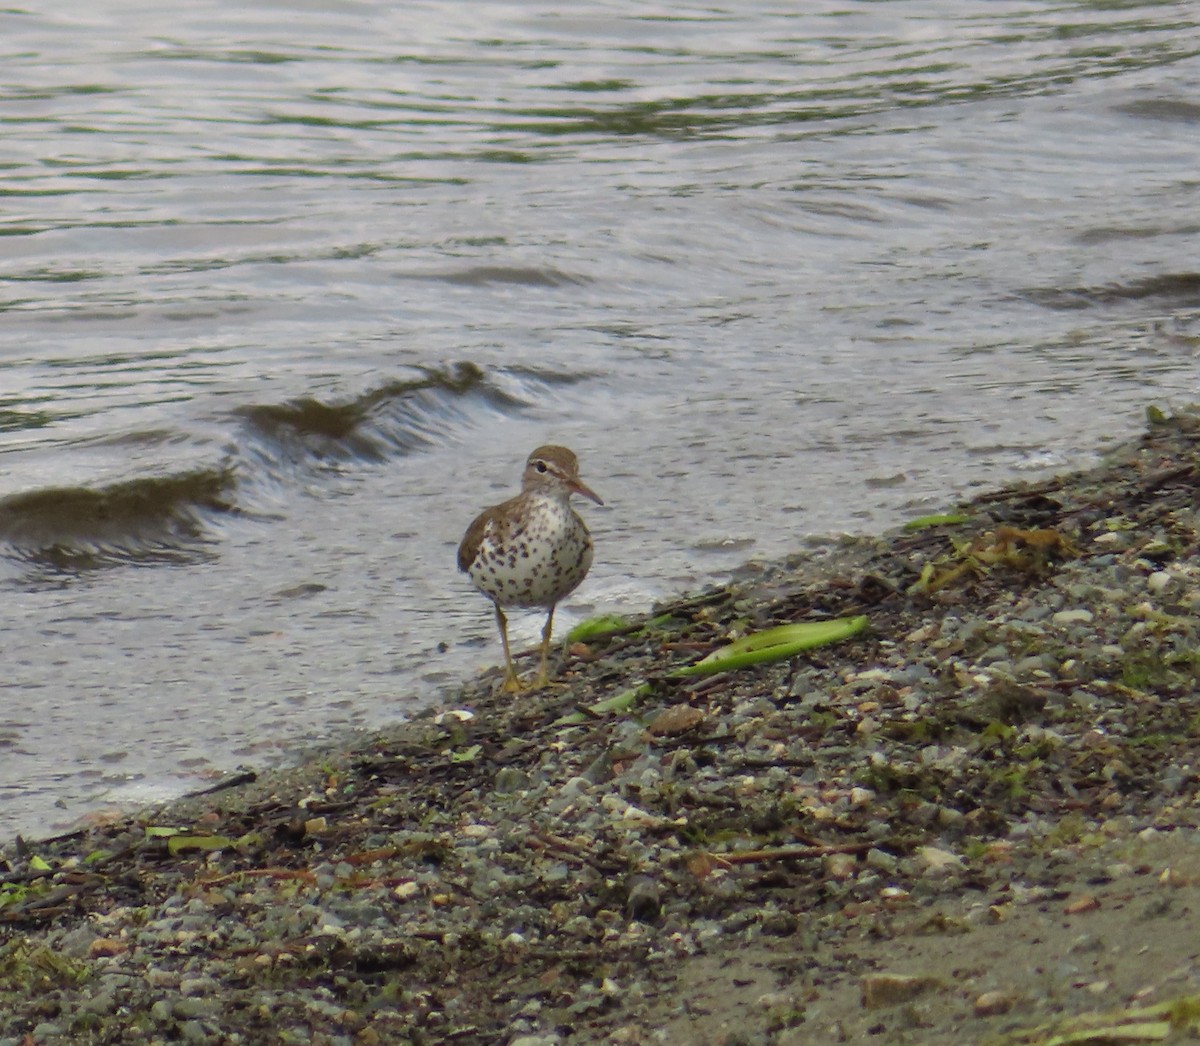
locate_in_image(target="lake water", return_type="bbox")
[2,0,1199,842]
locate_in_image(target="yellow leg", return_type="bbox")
[534,605,556,689]
[494,605,524,692]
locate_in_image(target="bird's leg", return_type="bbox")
[494,604,524,692]
[534,604,556,689]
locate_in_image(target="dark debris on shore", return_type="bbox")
[6,411,1200,1045]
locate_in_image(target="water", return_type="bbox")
[2,0,1198,842]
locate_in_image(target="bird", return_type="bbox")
[457,445,603,691]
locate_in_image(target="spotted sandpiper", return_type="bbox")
[457,445,603,691]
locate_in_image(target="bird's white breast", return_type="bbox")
[466,495,593,609]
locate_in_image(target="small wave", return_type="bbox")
[0,468,235,571]
[1019,272,1200,311]
[1113,99,1200,124]
[0,410,55,434]
[400,265,589,289]
[234,361,532,468]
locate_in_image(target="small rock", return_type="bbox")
[180,977,220,997]
[57,926,100,958]
[174,997,220,1020]
[78,988,118,1017]
[647,704,705,736]
[1064,894,1100,915]
[756,988,794,1008]
[824,852,857,880]
[861,973,939,1009]
[559,777,592,800]
[914,845,964,876]
[761,910,798,936]
[145,967,179,989]
[580,751,614,784]
[848,787,875,808]
[88,937,127,958]
[626,876,662,923]
[601,795,666,827]
[935,806,965,829]
[856,715,880,736]
[180,1021,215,1045]
[974,990,1016,1016]
[501,932,528,959]
[1052,608,1094,625]
[339,1008,366,1031]
[866,848,899,874]
[494,767,530,793]
[1147,571,1173,594]
[1160,866,1190,887]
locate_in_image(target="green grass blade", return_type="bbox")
[903,512,970,531]
[565,614,635,644]
[555,682,653,726]
[673,616,868,677]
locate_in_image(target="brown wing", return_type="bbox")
[457,509,491,573]
[457,495,521,574]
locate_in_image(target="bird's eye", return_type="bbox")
[535,461,548,473]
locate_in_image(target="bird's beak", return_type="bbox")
[571,480,603,506]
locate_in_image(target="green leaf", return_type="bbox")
[647,612,683,628]
[908,561,938,593]
[672,617,868,677]
[450,744,482,763]
[565,614,634,644]
[555,683,653,726]
[145,826,184,839]
[0,883,30,907]
[28,855,51,873]
[1043,1021,1171,1043]
[903,512,970,531]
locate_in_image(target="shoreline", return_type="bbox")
[5,411,1200,1044]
